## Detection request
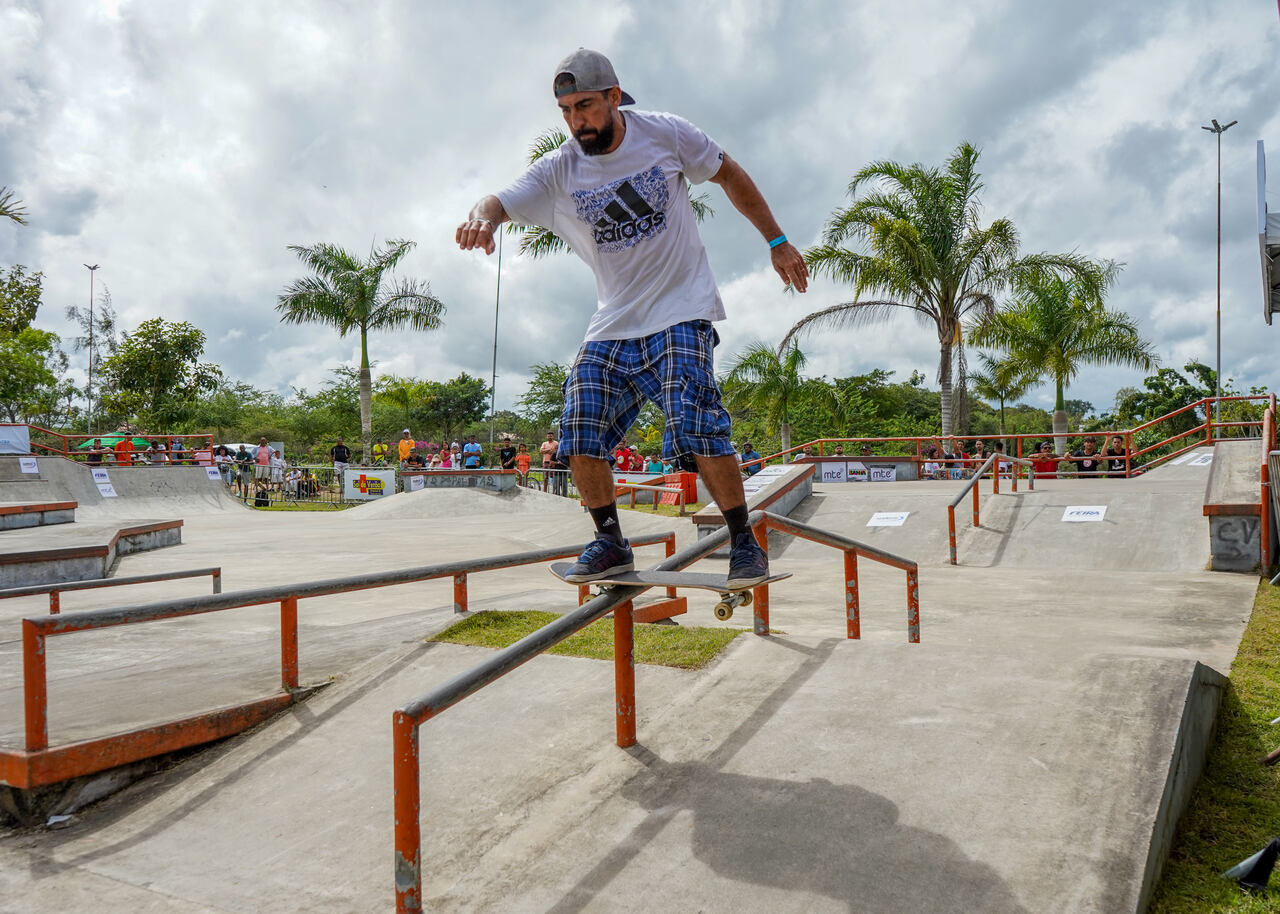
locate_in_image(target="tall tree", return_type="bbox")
[277,239,445,460]
[515,361,570,430]
[968,352,1035,446]
[722,341,841,458]
[969,270,1158,443]
[783,142,1105,436]
[0,265,43,333]
[0,186,27,225]
[98,318,222,429]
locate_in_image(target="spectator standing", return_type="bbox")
[498,436,518,470]
[462,435,483,469]
[372,439,389,466]
[1063,437,1104,477]
[86,438,106,466]
[148,441,168,465]
[613,439,633,471]
[515,443,531,481]
[213,445,233,485]
[254,437,274,487]
[860,444,872,457]
[271,451,286,489]
[833,444,845,457]
[540,431,559,470]
[170,439,187,465]
[551,446,569,496]
[645,453,664,474]
[234,445,253,498]
[286,465,302,499]
[450,442,464,467]
[1030,442,1061,479]
[404,448,426,469]
[330,437,352,487]
[113,435,135,466]
[740,442,762,476]
[1104,435,1128,478]
[397,430,414,465]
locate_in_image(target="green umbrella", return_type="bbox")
[75,436,151,449]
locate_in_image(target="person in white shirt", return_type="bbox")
[456,49,807,587]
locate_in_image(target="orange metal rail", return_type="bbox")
[946,453,1036,565]
[0,532,675,791]
[391,509,920,913]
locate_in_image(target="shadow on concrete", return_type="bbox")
[545,635,1030,914]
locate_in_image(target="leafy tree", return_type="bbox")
[277,238,445,461]
[97,318,222,429]
[420,373,490,443]
[969,270,1157,442]
[722,341,842,457]
[515,361,570,431]
[0,327,72,424]
[968,352,1035,443]
[0,265,43,333]
[374,374,431,431]
[509,129,714,257]
[785,142,1105,436]
[0,186,27,225]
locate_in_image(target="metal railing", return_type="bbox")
[391,509,920,912]
[946,453,1036,565]
[0,531,676,791]
[0,567,222,615]
[612,480,689,515]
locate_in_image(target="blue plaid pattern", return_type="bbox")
[558,320,734,461]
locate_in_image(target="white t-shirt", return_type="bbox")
[498,110,726,341]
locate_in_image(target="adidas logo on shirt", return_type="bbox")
[592,179,666,245]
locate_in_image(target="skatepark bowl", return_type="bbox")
[390,509,920,914]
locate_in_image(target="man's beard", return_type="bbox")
[575,118,616,156]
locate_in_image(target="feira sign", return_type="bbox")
[1062,505,1107,522]
[344,469,396,501]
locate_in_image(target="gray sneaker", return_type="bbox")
[726,532,769,589]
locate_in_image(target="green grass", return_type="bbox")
[620,501,706,517]
[1151,581,1280,912]
[429,609,745,669]
[251,501,353,511]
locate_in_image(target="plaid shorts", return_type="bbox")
[558,320,735,461]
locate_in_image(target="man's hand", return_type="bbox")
[456,217,497,255]
[771,241,809,293]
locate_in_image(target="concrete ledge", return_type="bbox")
[0,519,183,588]
[401,469,518,492]
[1137,661,1228,913]
[0,501,77,530]
[693,465,815,556]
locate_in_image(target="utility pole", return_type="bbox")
[83,263,100,433]
[1201,118,1236,426]
[489,232,503,445]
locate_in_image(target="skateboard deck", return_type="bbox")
[549,562,791,621]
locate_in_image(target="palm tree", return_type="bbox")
[782,142,1105,436]
[969,270,1158,446]
[277,239,444,460]
[968,351,1035,449]
[510,129,714,257]
[722,341,841,459]
[0,186,28,225]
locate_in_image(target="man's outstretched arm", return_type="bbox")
[708,153,808,293]
[456,196,510,255]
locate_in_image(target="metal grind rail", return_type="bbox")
[392,509,920,913]
[612,479,689,514]
[947,453,1036,565]
[0,567,222,615]
[0,532,676,791]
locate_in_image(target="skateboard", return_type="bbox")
[549,562,791,621]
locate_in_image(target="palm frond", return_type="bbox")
[778,299,914,354]
[527,128,568,164]
[0,186,28,225]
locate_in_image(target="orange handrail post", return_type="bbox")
[752,518,770,635]
[947,505,958,565]
[452,574,467,614]
[281,597,299,691]
[844,550,860,639]
[613,600,636,747]
[664,533,677,599]
[48,591,60,615]
[23,619,47,751]
[392,709,422,914]
[971,483,980,528]
[907,569,921,643]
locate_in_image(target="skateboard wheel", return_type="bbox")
[740,592,753,608]
[714,602,733,621]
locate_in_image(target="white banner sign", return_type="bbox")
[407,474,426,492]
[1062,505,1107,522]
[819,462,846,484]
[845,461,868,482]
[868,465,898,482]
[205,467,222,481]
[18,457,38,474]
[0,425,31,454]
[91,467,111,483]
[343,468,396,500]
[96,482,118,498]
[868,511,910,527]
[742,464,792,495]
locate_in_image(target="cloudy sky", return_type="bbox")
[2,0,1278,422]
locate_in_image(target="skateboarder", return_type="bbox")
[456,49,808,585]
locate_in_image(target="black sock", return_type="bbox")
[589,503,624,543]
[723,504,751,542]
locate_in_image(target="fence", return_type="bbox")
[390,508,920,912]
[219,463,349,509]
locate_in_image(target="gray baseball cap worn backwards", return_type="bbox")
[553,49,636,106]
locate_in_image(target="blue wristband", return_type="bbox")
[768,234,787,248]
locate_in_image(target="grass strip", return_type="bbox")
[1151,580,1280,912]
[429,609,745,670]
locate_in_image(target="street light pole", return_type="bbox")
[1201,118,1236,426]
[83,263,100,434]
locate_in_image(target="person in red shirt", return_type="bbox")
[1030,441,1062,479]
[613,440,633,471]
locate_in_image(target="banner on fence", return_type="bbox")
[0,425,31,455]
[407,474,426,492]
[344,469,396,500]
